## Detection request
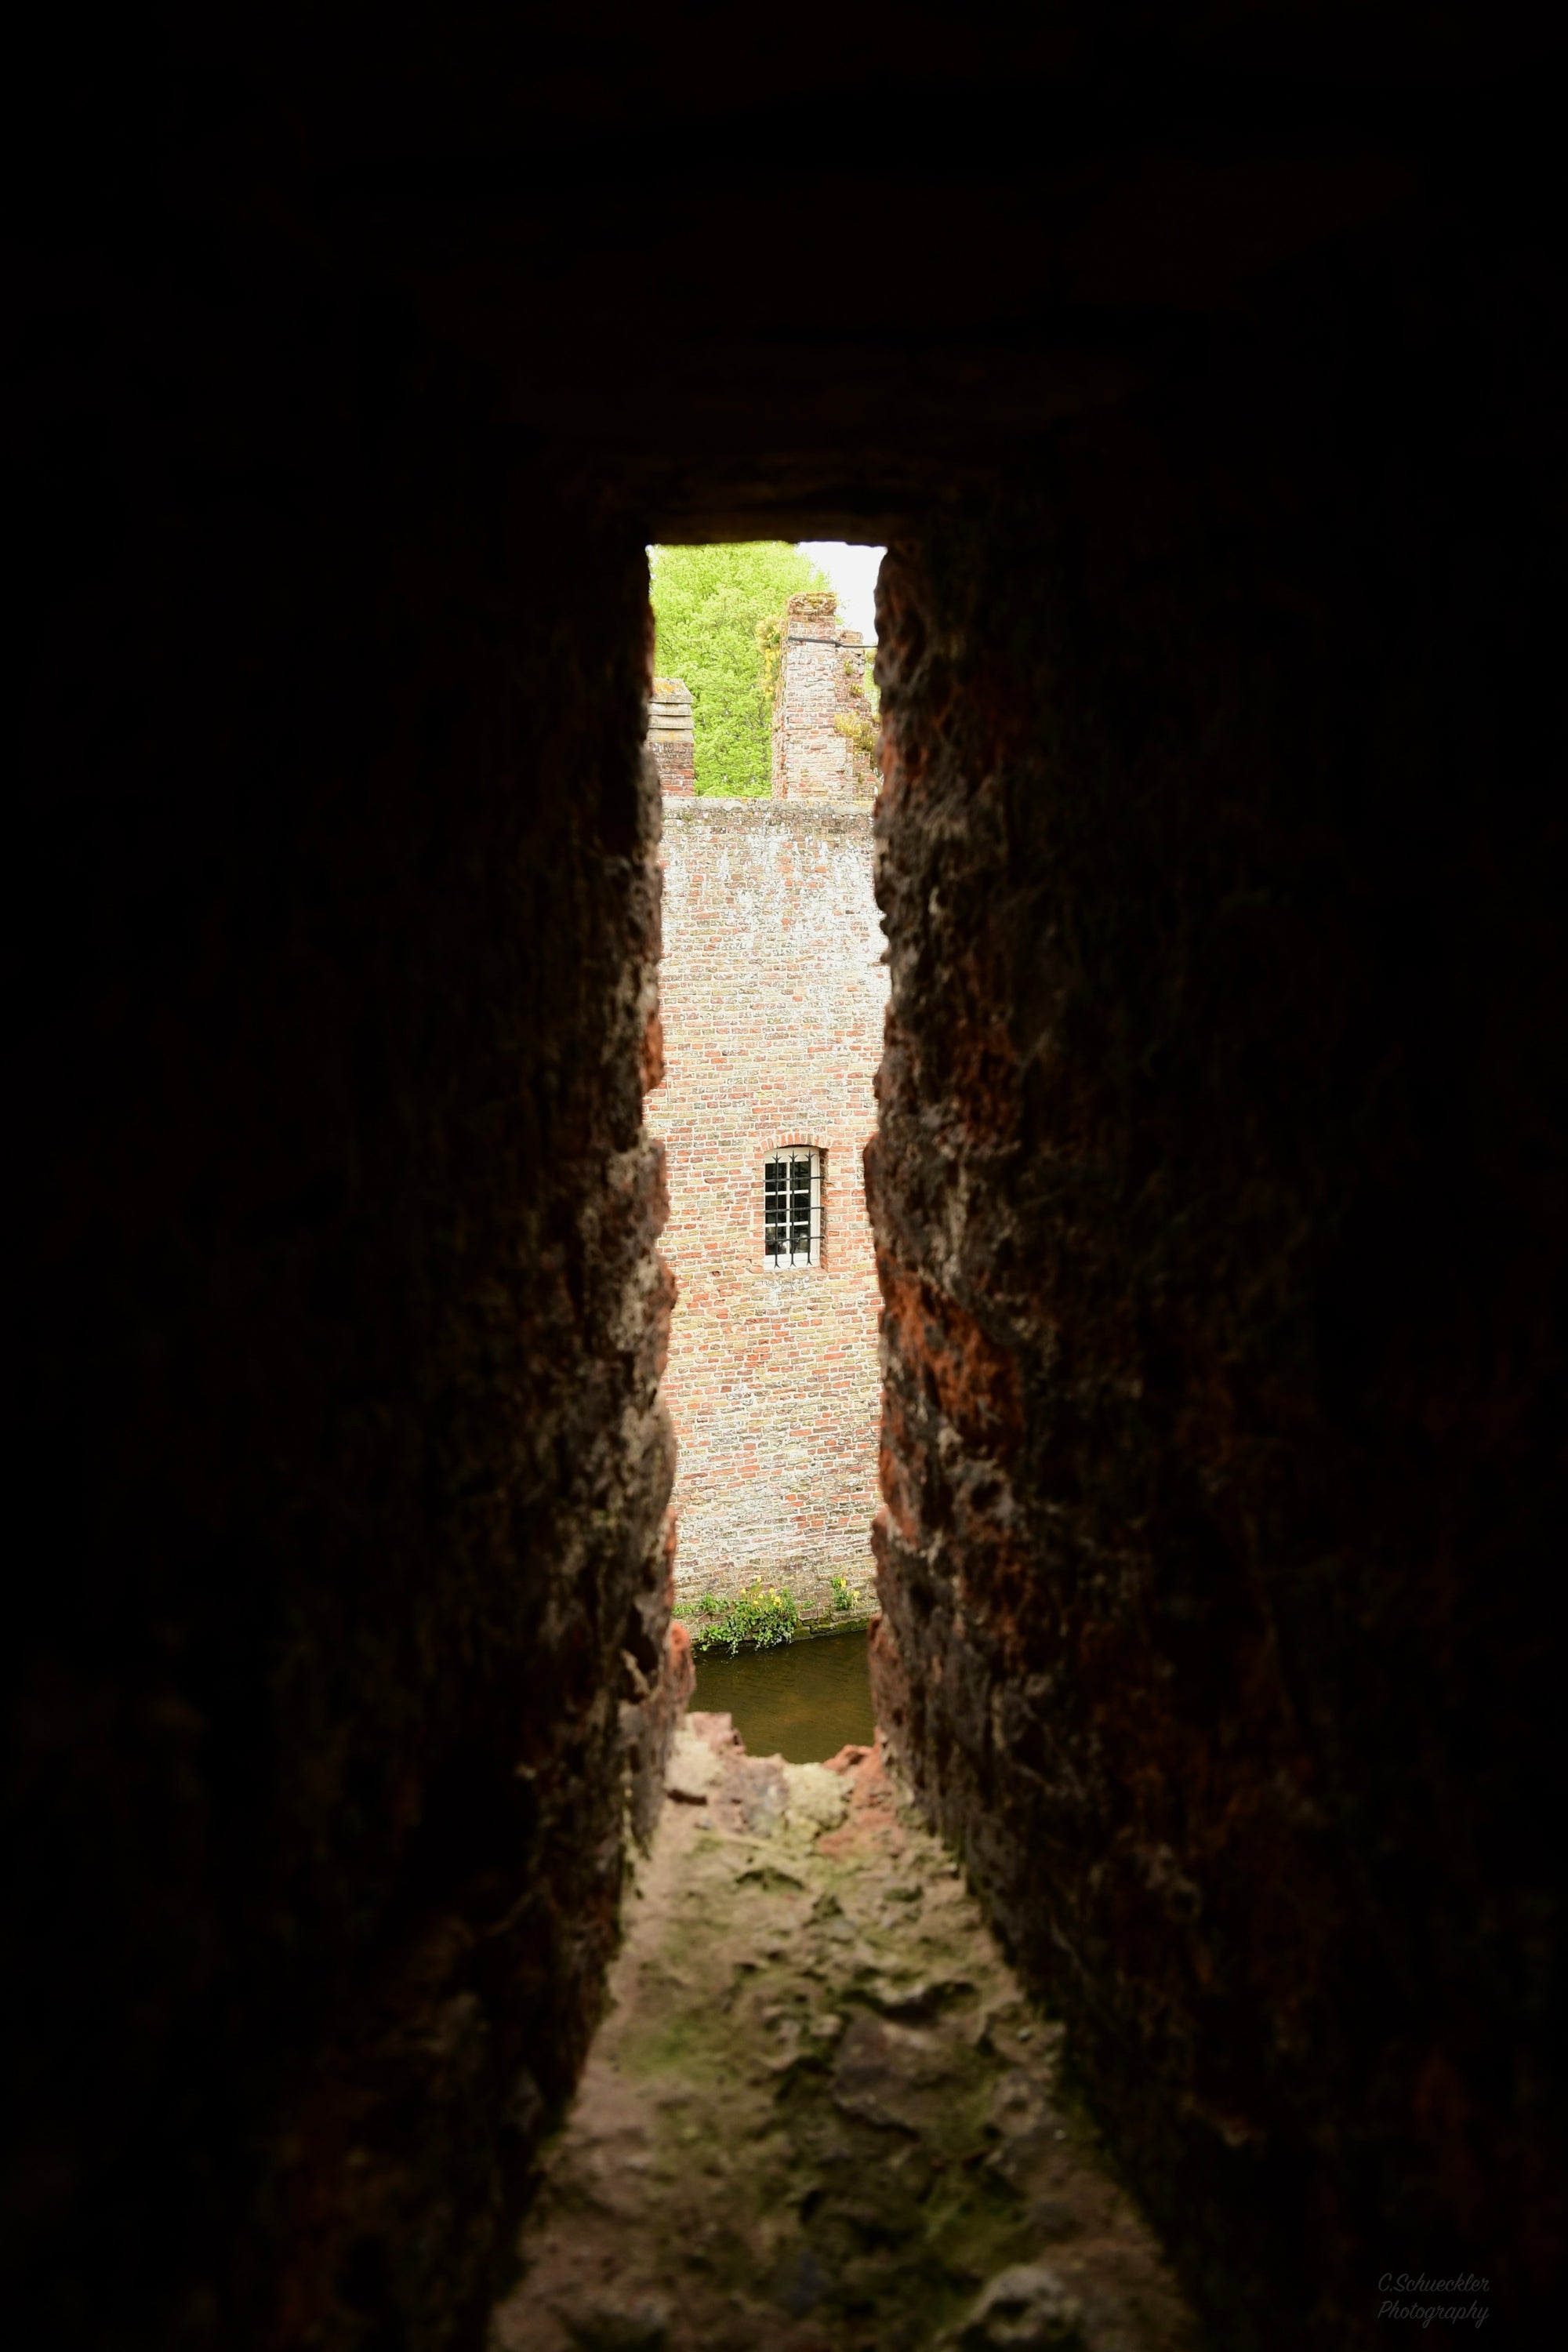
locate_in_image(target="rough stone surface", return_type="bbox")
[493,1714,1198,2352]
[652,801,886,1616]
[12,322,683,2346]
[12,12,1563,2352]
[944,2264,1086,2352]
[869,371,1564,2343]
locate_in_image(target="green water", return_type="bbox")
[688,1626,876,1764]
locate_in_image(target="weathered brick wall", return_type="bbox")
[648,677,695,794]
[11,198,688,2344]
[650,799,887,1614]
[771,593,878,804]
[869,325,1565,2342]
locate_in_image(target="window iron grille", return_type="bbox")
[764,1148,821,1268]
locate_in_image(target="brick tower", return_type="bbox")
[771,593,878,804]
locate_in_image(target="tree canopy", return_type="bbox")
[650,543,831,796]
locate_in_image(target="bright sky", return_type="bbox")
[798,543,885,640]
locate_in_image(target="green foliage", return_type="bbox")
[650,543,830,797]
[833,710,879,764]
[830,1575,855,1613]
[692,1583,802,1654]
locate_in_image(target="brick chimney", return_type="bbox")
[770,594,877,804]
[648,677,695,794]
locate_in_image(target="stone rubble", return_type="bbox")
[492,1717,1200,2352]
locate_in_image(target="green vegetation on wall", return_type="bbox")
[650,543,830,796]
[691,1584,802,1654]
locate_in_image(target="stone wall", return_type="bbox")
[12,291,686,2349]
[651,800,886,1615]
[869,364,1564,2345]
[771,592,878,804]
[13,13,1563,2352]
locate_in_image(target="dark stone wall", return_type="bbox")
[10,10,1564,2351]
[10,194,681,2350]
[867,218,1565,2345]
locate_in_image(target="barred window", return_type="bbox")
[764,1148,821,1268]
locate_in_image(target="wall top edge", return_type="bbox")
[662,799,873,835]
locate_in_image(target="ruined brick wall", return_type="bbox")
[648,677,695,794]
[869,281,1565,2345]
[650,800,886,1614]
[771,592,878,804]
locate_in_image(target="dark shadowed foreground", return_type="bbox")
[498,1716,1196,2352]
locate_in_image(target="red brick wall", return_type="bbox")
[771,593,880,804]
[648,677,695,793]
[651,797,887,1614]
[651,739,695,793]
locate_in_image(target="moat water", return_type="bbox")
[688,1624,876,1762]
